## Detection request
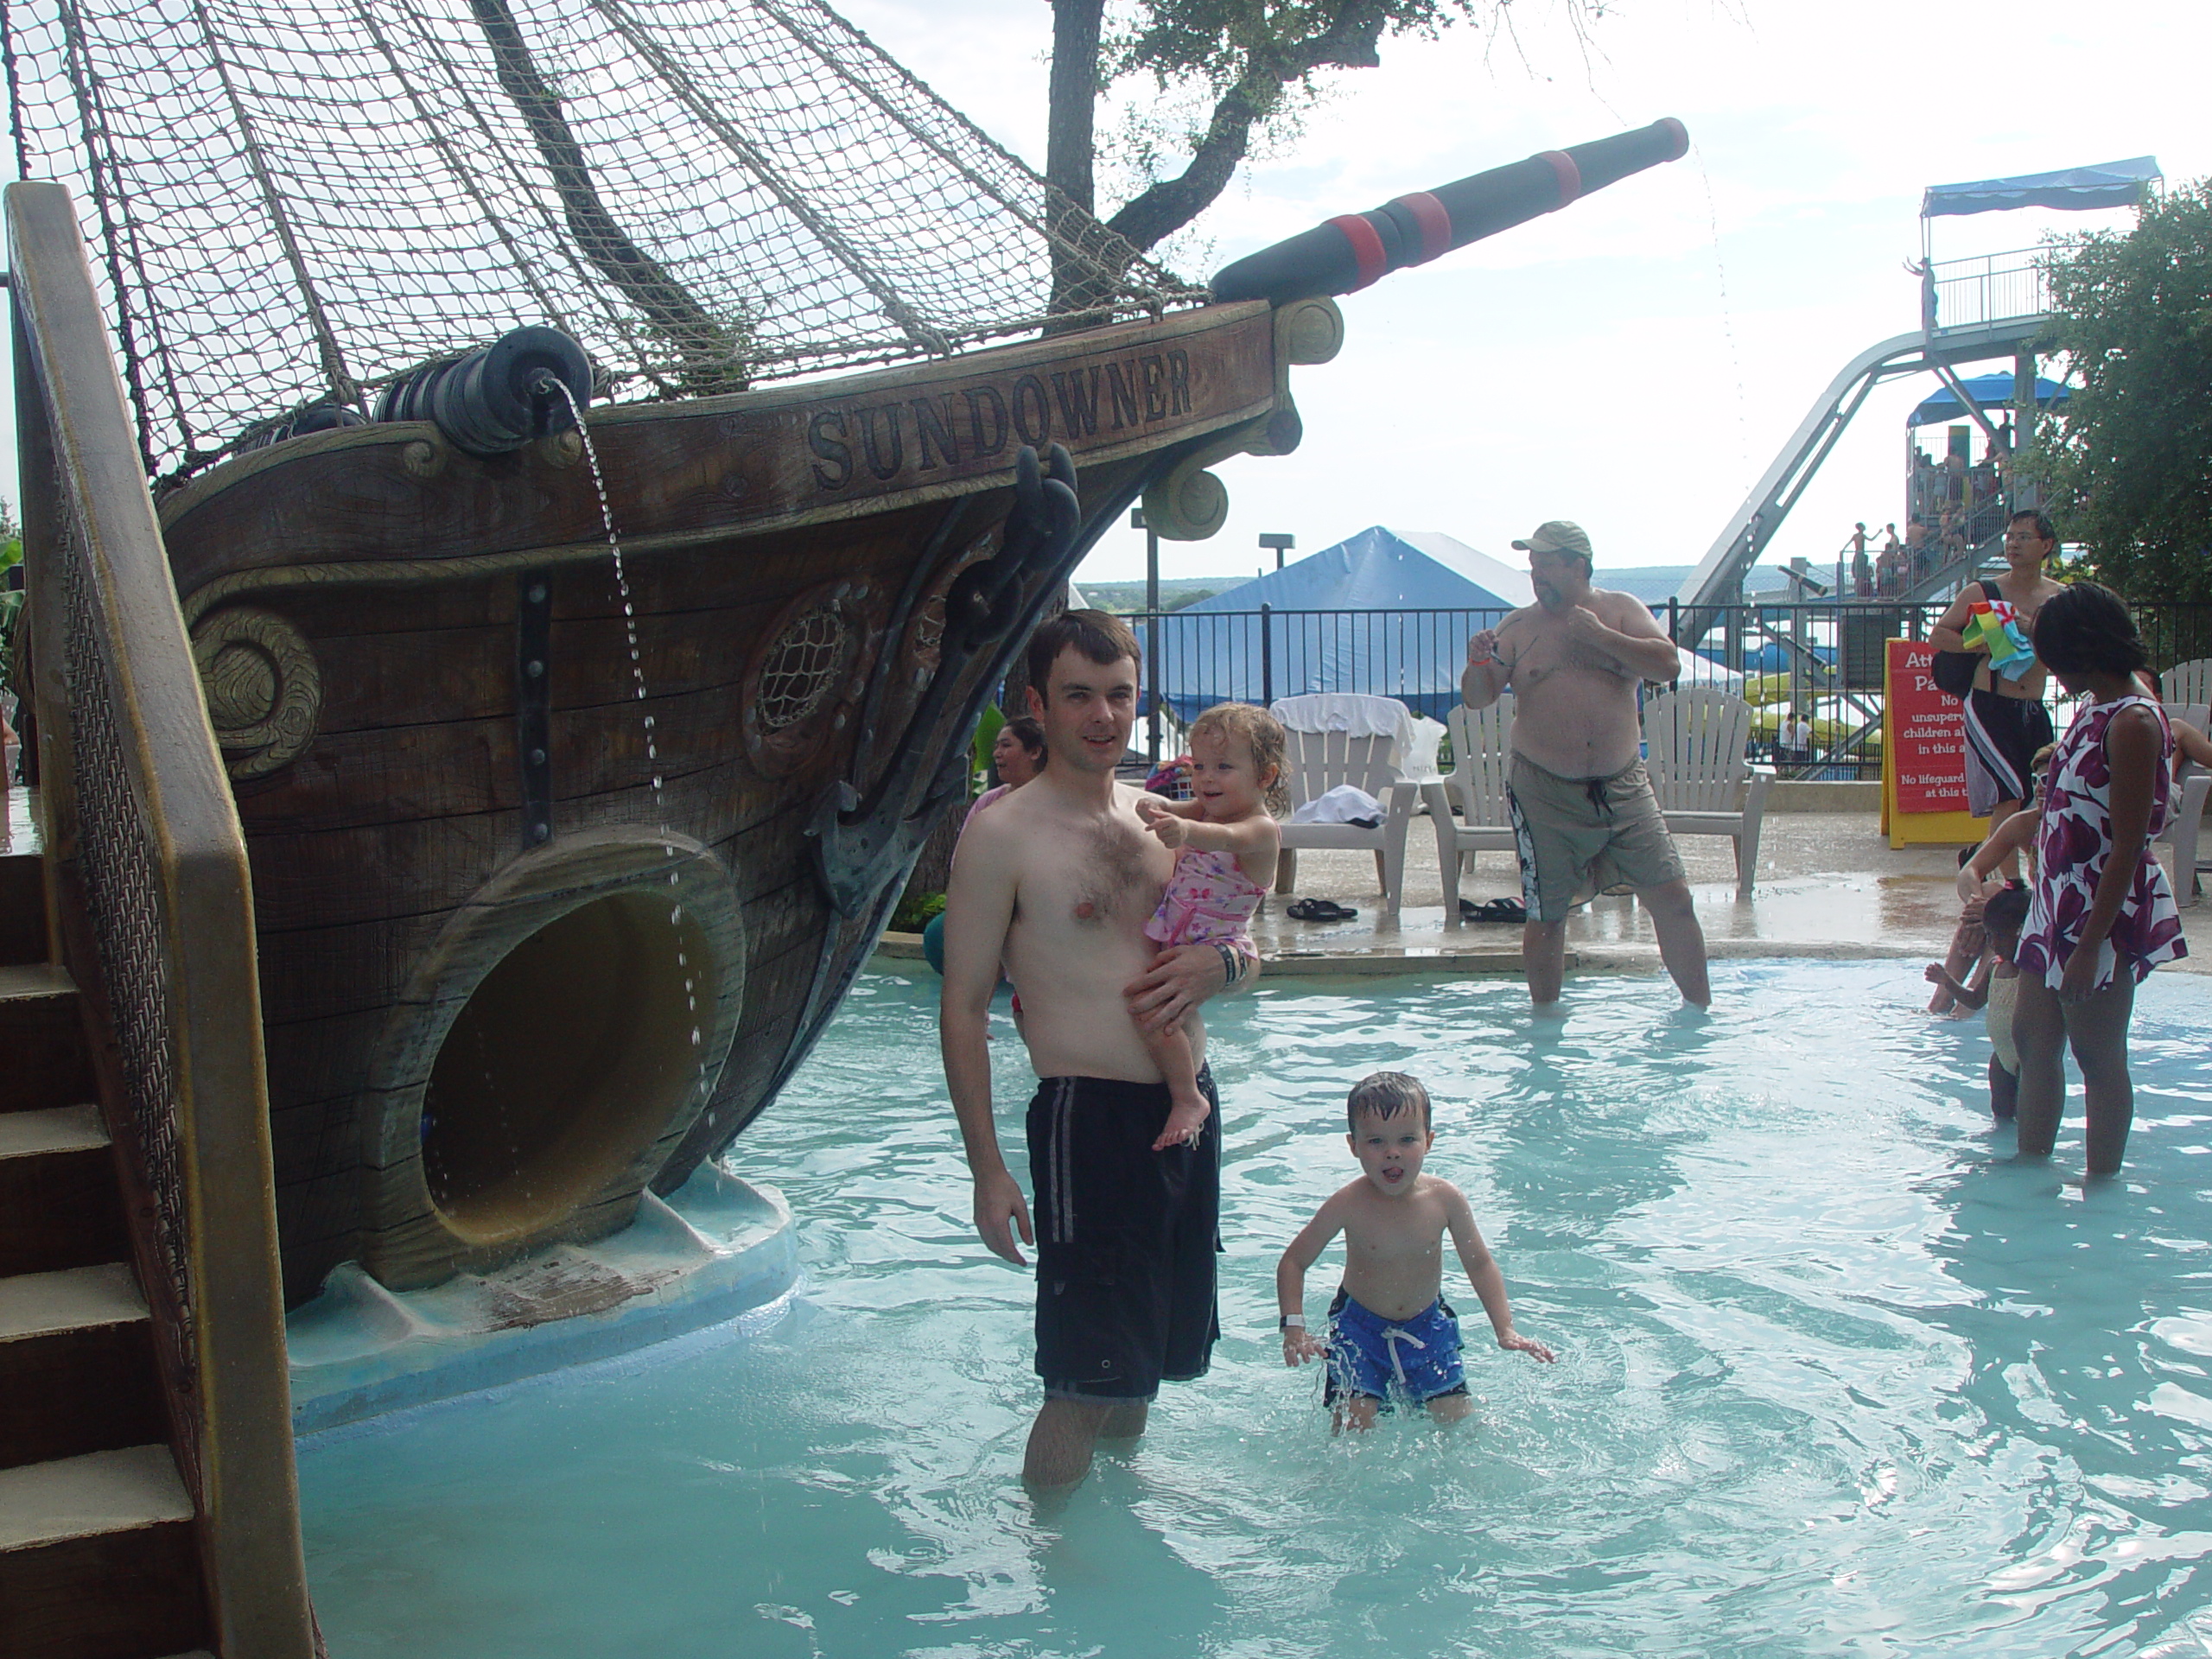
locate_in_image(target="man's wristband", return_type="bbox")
[1213,939,1241,987]
[1279,1314,1305,1331]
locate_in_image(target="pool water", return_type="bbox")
[299,960,2212,1658]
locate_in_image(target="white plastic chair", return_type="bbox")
[1268,694,1420,915]
[2164,658,2212,709]
[1643,686,1774,895]
[1426,700,1520,923]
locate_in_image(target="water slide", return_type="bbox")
[1668,315,2048,645]
[1672,154,2164,644]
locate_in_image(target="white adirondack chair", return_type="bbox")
[2164,658,2212,709]
[1427,699,1520,923]
[1643,686,1774,895]
[1269,694,1420,914]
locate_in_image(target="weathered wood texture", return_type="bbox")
[159,303,1275,596]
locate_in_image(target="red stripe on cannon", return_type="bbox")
[1327,213,1389,290]
[1540,149,1582,208]
[1393,192,1453,264]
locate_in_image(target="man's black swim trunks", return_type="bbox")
[1027,1067,1222,1403]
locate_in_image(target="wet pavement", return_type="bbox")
[1250,807,2212,979]
[12,779,2207,982]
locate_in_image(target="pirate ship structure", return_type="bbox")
[5,0,1688,1313]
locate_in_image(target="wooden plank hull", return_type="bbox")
[155,299,1335,1304]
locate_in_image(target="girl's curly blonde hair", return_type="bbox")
[1189,702,1290,817]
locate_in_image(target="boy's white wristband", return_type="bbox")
[1278,1315,1305,1330]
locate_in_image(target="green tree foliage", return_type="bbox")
[1046,0,1600,298]
[2031,181,2212,601]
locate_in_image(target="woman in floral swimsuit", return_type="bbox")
[2013,583,2187,1175]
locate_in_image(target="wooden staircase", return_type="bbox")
[0,840,213,1659]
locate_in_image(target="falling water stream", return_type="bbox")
[542,376,707,1082]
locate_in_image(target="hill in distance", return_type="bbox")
[1077,578,1238,613]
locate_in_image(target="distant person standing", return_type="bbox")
[1850,521,1873,597]
[1463,520,1710,1011]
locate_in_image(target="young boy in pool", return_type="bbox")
[1277,1071,1554,1429]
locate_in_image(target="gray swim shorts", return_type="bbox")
[1506,752,1686,923]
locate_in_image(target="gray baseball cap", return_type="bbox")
[1511,520,1593,560]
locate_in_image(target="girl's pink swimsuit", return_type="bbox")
[1144,846,1267,949]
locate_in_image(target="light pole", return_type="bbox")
[1259,531,1294,570]
[1132,506,1161,766]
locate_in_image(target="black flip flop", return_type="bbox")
[1469,898,1526,924]
[1287,898,1357,922]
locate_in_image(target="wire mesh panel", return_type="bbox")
[12,178,315,1654]
[54,510,201,1484]
[0,0,1202,485]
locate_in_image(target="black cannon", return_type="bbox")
[372,325,594,456]
[1211,118,1690,306]
[233,401,368,454]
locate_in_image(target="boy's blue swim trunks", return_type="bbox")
[1323,1289,1467,1407]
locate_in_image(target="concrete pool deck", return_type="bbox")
[10,777,2207,981]
[874,784,2212,982]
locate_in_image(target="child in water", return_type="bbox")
[1925,884,2031,1121]
[1277,1071,1554,1429]
[1134,702,1285,1151]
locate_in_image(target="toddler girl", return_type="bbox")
[1135,702,1284,1151]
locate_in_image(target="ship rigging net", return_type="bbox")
[0,0,1200,483]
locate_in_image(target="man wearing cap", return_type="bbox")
[1463,520,1710,1010]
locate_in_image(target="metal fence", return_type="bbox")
[12,182,316,1656]
[1928,246,2055,332]
[1121,598,2212,781]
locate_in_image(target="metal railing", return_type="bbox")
[1117,598,2212,783]
[12,182,315,1656]
[1928,246,2055,332]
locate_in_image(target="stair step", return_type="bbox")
[0,962,93,1115]
[0,1106,128,1278]
[0,1446,207,1659]
[0,1263,162,1471]
[0,1103,107,1159]
[0,850,43,966]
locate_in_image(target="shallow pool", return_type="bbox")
[300,960,2212,1658]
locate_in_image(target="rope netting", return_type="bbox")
[0,0,1202,484]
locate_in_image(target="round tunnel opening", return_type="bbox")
[420,889,715,1245]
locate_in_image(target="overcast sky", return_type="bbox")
[844,0,2210,590]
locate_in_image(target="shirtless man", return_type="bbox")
[1929,509,2065,845]
[1462,520,1710,1010]
[939,610,1250,1491]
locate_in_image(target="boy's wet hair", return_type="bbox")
[1189,702,1290,816]
[1026,607,1140,691]
[1982,885,2031,937]
[1347,1071,1431,1132]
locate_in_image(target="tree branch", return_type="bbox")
[1104,0,1398,255]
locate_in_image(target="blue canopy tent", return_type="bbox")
[1149,526,1529,721]
[1908,374,2069,427]
[1922,157,2162,219]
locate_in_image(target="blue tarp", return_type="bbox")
[1149,526,1527,721]
[1907,374,2069,428]
[1923,157,2160,219]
